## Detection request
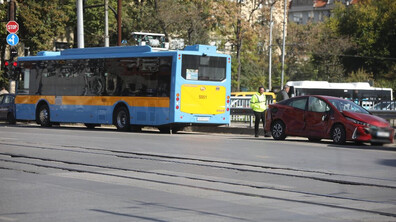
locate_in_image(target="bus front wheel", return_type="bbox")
[38,105,52,127]
[114,106,130,131]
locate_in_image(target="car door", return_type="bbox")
[0,95,6,119]
[305,96,331,138]
[282,97,308,136]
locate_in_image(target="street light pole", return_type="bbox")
[268,0,275,91]
[117,0,122,46]
[280,0,287,89]
[77,0,84,48]
[104,0,109,47]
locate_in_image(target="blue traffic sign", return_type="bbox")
[6,33,19,46]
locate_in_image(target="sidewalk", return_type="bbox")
[184,122,262,135]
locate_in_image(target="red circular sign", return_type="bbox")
[6,21,19,34]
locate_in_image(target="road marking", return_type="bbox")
[0,216,18,221]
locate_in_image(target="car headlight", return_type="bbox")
[345,117,371,127]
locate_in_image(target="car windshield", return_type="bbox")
[328,99,369,114]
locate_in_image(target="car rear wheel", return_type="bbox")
[271,120,286,140]
[331,124,346,145]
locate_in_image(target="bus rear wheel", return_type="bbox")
[38,105,52,127]
[114,106,130,131]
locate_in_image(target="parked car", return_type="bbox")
[0,94,16,124]
[265,95,394,145]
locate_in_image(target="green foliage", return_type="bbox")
[332,0,396,82]
[1,0,394,95]
[286,0,396,93]
[18,0,75,54]
[123,0,211,45]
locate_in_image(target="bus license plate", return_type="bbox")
[376,131,390,138]
[197,117,210,122]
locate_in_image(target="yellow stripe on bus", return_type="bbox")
[15,95,56,105]
[16,96,169,108]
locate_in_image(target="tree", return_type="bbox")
[211,0,265,91]
[18,0,75,54]
[0,3,8,88]
[330,0,396,85]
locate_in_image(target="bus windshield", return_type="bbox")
[328,99,369,114]
[182,55,226,81]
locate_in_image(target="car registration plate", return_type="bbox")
[197,117,210,122]
[376,131,390,138]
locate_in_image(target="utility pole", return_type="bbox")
[104,0,109,47]
[268,0,276,91]
[8,0,15,21]
[280,0,287,89]
[77,0,84,48]
[117,0,122,46]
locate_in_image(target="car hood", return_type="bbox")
[342,111,390,127]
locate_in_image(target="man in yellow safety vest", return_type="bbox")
[250,86,267,137]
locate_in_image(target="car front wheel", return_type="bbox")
[332,124,346,145]
[271,120,286,140]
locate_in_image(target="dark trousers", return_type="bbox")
[253,111,266,136]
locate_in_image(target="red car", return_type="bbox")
[265,95,394,145]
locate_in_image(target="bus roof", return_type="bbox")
[131,32,165,37]
[18,44,221,61]
[286,81,384,90]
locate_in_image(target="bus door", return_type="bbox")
[305,96,331,138]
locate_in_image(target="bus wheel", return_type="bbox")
[331,124,346,145]
[7,113,16,124]
[114,106,130,131]
[38,105,52,127]
[271,120,286,140]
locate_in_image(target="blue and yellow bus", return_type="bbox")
[15,45,231,132]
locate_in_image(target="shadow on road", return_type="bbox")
[377,159,396,167]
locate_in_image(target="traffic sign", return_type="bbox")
[6,21,19,34]
[6,33,19,46]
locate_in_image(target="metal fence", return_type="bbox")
[230,97,396,127]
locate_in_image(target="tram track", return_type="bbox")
[1,140,396,218]
[1,156,396,218]
[0,141,395,189]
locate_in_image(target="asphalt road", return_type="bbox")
[0,123,395,222]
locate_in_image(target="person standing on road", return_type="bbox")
[0,87,9,95]
[250,86,267,137]
[276,85,290,102]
